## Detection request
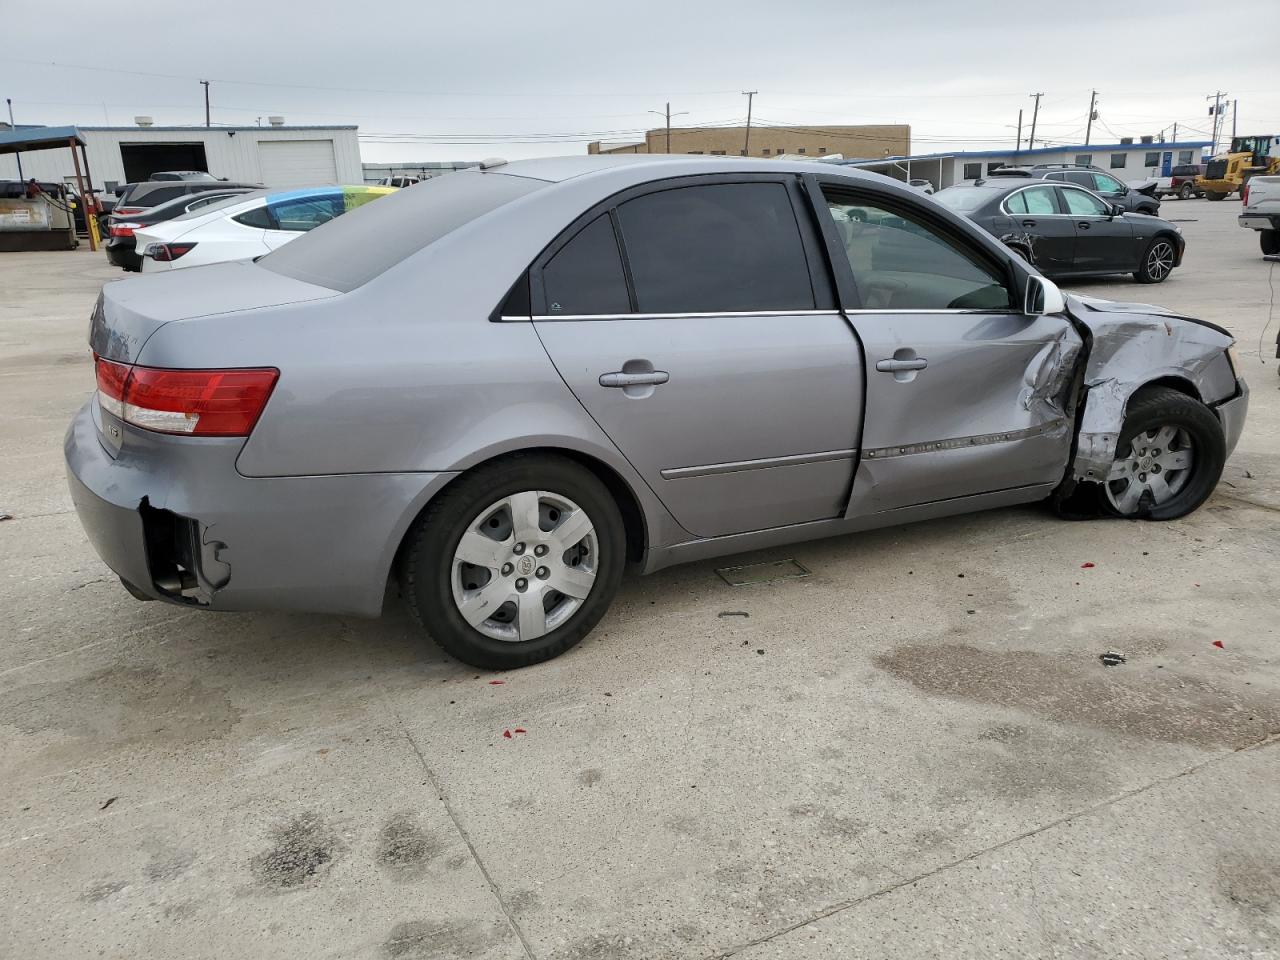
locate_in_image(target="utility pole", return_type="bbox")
[742,90,757,156]
[647,103,688,153]
[200,80,210,128]
[1085,89,1097,145]
[1206,91,1226,154]
[1015,108,1023,153]
[1028,92,1043,151]
[1172,121,1178,144]
[1232,99,1238,140]
[5,99,23,181]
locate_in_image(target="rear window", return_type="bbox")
[934,187,999,213]
[260,172,545,292]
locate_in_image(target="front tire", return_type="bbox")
[400,454,625,670]
[1134,236,1177,283]
[1099,387,1225,520]
[1261,229,1280,256]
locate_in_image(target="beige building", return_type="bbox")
[588,124,910,160]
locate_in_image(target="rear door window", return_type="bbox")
[823,190,1011,310]
[1021,185,1058,214]
[268,195,345,232]
[541,214,631,316]
[234,205,276,229]
[615,182,815,314]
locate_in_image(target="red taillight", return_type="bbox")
[113,206,144,216]
[109,222,140,237]
[145,242,197,262]
[1242,184,1250,206]
[94,355,278,437]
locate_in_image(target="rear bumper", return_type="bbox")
[103,236,141,271]
[1238,213,1279,231]
[64,400,455,617]
[1214,378,1249,461]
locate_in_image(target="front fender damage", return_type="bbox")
[1065,295,1237,482]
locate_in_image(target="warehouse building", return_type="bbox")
[838,139,1214,191]
[0,120,362,194]
[362,160,479,183]
[588,124,909,160]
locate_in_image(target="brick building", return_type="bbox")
[588,124,909,160]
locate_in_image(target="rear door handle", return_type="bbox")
[1021,219,1037,227]
[599,370,669,388]
[876,358,928,373]
[1077,221,1091,229]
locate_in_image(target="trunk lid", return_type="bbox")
[91,260,338,363]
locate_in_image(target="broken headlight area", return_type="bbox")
[138,500,231,605]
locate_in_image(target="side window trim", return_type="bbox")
[999,185,1065,216]
[529,173,831,320]
[1059,185,1108,217]
[809,178,1018,313]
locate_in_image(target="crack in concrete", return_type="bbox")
[710,731,1280,959]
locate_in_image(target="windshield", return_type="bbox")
[934,187,999,213]
[260,172,545,292]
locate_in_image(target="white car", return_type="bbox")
[136,185,395,272]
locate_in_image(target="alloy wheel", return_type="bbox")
[450,490,598,643]
[1104,425,1195,514]
[1145,241,1175,281]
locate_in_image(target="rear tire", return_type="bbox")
[1098,387,1225,521]
[1261,229,1280,256]
[1178,183,1194,200]
[1134,236,1177,283]
[400,454,625,670]
[1206,191,1228,201]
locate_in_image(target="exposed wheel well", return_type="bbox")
[1130,376,1201,408]
[391,448,648,591]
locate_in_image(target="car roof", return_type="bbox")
[479,153,886,185]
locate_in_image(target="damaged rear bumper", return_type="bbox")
[64,400,455,617]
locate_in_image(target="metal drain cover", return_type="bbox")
[715,558,811,587]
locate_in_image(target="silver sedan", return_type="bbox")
[66,156,1249,669]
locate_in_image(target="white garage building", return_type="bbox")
[0,123,362,193]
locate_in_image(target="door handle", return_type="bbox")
[1021,219,1037,227]
[876,358,928,373]
[599,370,669,388]
[1077,221,1091,229]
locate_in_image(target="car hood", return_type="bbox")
[1065,293,1229,339]
[91,261,339,363]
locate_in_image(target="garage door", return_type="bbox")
[257,140,339,189]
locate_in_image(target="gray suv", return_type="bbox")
[996,164,1161,216]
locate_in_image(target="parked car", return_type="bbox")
[1154,163,1206,200]
[906,178,935,194]
[936,177,1184,283]
[1239,176,1280,255]
[112,179,261,218]
[135,185,395,271]
[377,175,422,188]
[66,156,1247,670]
[105,188,259,271]
[994,164,1162,215]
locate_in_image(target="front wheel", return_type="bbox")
[1262,229,1280,256]
[1134,236,1177,283]
[400,454,625,669]
[1100,387,1225,520]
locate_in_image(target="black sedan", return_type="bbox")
[935,177,1184,283]
[105,188,256,271]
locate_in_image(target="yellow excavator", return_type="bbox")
[1198,134,1280,200]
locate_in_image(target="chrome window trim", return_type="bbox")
[527,309,842,322]
[840,308,1015,315]
[998,184,1063,217]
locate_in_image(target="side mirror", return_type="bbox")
[1025,275,1066,316]
[1111,203,1126,217]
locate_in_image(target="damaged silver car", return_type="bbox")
[65,156,1249,669]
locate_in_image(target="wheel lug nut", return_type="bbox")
[512,542,525,555]
[1139,473,1147,482]
[1152,464,1161,473]
[534,544,547,557]
[536,566,549,579]
[501,563,513,576]
[515,578,527,591]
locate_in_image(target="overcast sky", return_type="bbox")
[5,0,1279,163]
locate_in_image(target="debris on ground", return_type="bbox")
[0,512,12,522]
[1212,640,1225,649]
[488,680,505,685]
[1081,562,1096,569]
[756,649,765,655]
[1099,652,1126,667]
[99,797,117,811]
[502,730,512,739]
[718,611,750,618]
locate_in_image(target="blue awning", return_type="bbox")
[0,126,86,156]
